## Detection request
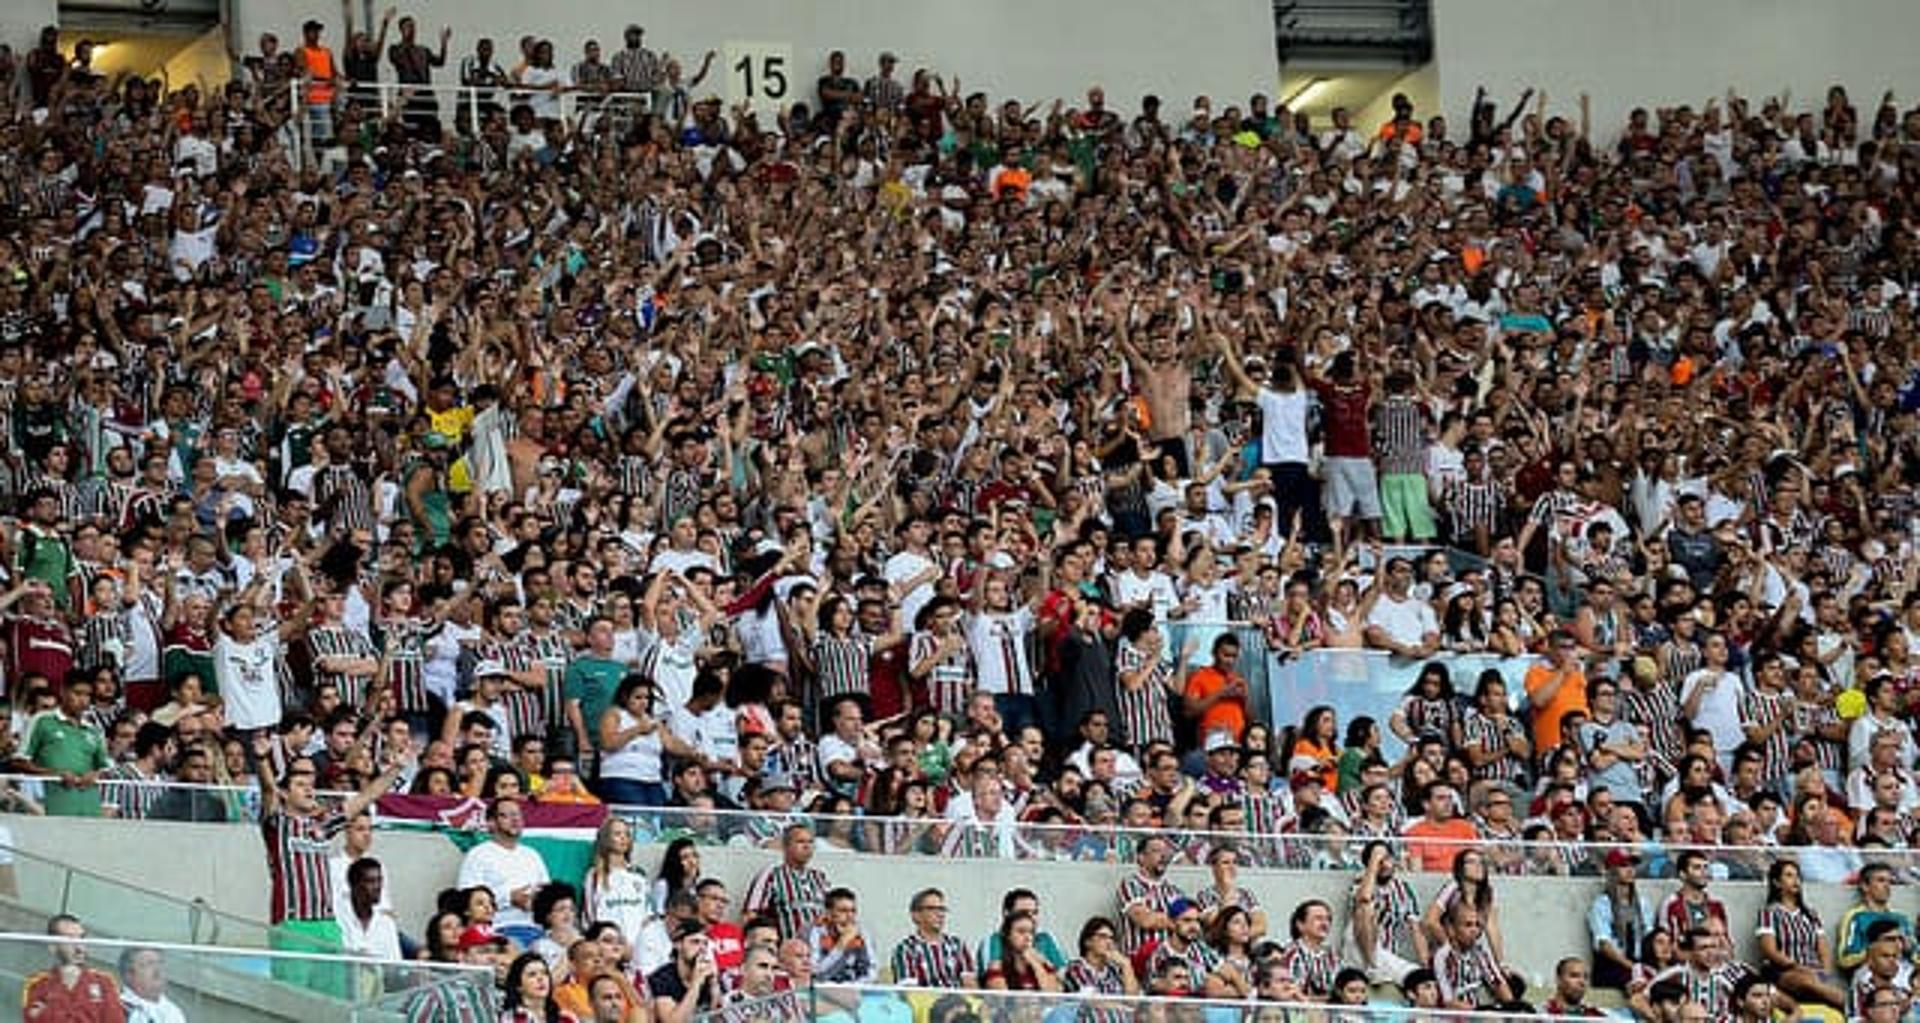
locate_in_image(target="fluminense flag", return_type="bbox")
[374,794,607,886]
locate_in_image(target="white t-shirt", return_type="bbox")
[457,839,551,931]
[215,632,282,731]
[600,707,666,783]
[884,549,938,631]
[1365,594,1437,648]
[1255,386,1310,465]
[1111,570,1180,621]
[1679,668,1745,757]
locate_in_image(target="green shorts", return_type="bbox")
[1379,472,1437,541]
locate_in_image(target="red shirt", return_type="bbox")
[1311,379,1372,458]
[708,919,746,974]
[24,967,124,1022]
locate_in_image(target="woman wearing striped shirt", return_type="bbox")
[1755,860,1846,1009]
[801,595,904,708]
[1114,609,1186,753]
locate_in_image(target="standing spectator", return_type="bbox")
[815,51,860,129]
[295,18,339,143]
[863,52,904,113]
[890,887,976,990]
[742,823,830,944]
[1182,633,1250,746]
[257,741,399,993]
[387,15,451,138]
[1524,630,1590,756]
[24,672,110,816]
[457,797,553,948]
[1681,633,1745,772]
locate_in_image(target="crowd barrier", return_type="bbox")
[1,772,1878,883]
[1265,649,1543,762]
[0,931,489,1021]
[691,982,1614,1023]
[286,79,659,171]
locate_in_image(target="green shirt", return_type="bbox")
[25,712,110,816]
[566,656,626,746]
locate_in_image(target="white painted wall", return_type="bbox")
[230,0,1276,114]
[1433,0,1920,145]
[0,0,56,65]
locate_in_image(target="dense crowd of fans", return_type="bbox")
[3,6,1920,1021]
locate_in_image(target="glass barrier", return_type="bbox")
[1,839,277,949]
[4,769,1890,883]
[1262,649,1543,762]
[804,982,1607,1023]
[609,803,1892,882]
[0,930,490,1022]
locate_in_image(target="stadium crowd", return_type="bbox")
[3,6,1920,1021]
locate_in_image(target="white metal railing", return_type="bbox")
[1,776,1881,881]
[286,77,659,169]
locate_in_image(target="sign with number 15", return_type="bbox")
[723,41,793,113]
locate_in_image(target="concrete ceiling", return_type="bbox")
[1279,65,1415,123]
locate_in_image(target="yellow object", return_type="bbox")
[1836,688,1867,720]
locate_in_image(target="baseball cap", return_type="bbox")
[474,659,508,679]
[456,925,509,950]
[1203,731,1240,755]
[1604,849,1640,869]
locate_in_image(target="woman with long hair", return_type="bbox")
[1389,662,1458,746]
[1206,904,1256,997]
[1755,860,1845,1008]
[1278,705,1339,793]
[1459,670,1530,784]
[421,910,464,963]
[501,951,575,1022]
[1419,848,1503,963]
[581,816,649,957]
[651,837,701,916]
[982,910,1062,992]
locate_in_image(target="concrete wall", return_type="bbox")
[163,26,235,90]
[1432,0,1920,145]
[229,0,1277,114]
[0,0,57,65]
[12,813,1916,993]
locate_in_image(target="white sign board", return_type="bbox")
[722,40,794,114]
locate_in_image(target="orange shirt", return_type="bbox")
[1290,738,1339,792]
[1402,817,1477,872]
[1376,120,1424,145]
[1523,661,1588,753]
[1184,666,1248,742]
